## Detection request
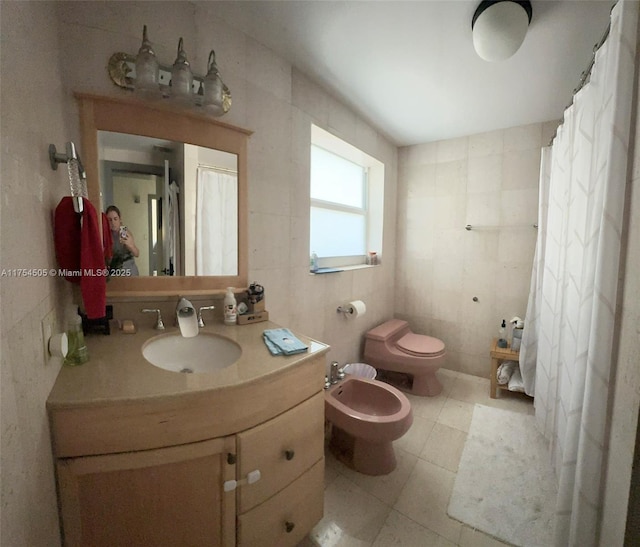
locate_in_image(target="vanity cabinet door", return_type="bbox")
[236,392,324,513]
[56,436,236,547]
[237,459,324,547]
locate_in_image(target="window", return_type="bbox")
[310,125,384,269]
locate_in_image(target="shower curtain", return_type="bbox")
[520,1,638,545]
[196,167,238,276]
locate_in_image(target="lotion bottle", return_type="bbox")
[224,287,238,325]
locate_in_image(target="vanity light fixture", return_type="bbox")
[107,26,231,115]
[472,0,532,62]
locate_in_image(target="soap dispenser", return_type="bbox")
[64,307,89,366]
[224,287,237,325]
[497,319,508,348]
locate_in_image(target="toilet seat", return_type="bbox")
[396,332,445,358]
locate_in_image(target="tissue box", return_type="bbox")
[237,310,269,325]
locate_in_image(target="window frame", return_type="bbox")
[309,125,384,270]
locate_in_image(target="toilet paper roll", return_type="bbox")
[343,300,366,318]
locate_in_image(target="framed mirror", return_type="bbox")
[77,93,250,295]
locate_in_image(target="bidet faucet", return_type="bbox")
[330,361,345,384]
[176,297,198,338]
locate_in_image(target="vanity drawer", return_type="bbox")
[237,392,324,512]
[237,459,324,547]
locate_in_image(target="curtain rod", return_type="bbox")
[197,163,237,175]
[548,2,616,146]
[572,24,611,96]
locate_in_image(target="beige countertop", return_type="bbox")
[46,320,330,410]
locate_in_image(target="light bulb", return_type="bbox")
[135,25,159,94]
[203,50,224,115]
[171,37,193,102]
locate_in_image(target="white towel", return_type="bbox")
[497,361,517,385]
[508,367,525,392]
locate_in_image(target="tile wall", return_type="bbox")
[396,122,557,377]
[1,3,74,546]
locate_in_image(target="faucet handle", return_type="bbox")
[141,308,165,330]
[197,305,216,328]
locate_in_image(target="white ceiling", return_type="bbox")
[213,0,615,146]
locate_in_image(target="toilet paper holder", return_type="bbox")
[336,300,366,318]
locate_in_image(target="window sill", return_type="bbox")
[309,264,378,275]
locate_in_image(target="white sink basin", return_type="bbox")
[142,332,241,374]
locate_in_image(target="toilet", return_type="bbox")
[363,319,445,397]
[325,376,413,476]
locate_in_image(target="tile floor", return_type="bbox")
[298,369,535,547]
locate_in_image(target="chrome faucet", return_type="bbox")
[329,361,346,385]
[176,297,198,337]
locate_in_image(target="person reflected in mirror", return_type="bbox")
[106,205,140,276]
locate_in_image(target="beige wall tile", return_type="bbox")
[467,154,503,194]
[468,129,504,158]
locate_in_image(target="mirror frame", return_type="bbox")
[76,92,250,295]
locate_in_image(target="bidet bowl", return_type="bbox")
[325,377,413,475]
[324,377,412,441]
[142,332,241,373]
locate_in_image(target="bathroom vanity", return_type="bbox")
[46,320,329,547]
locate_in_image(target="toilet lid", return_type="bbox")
[396,333,445,357]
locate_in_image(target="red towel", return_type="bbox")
[54,197,106,319]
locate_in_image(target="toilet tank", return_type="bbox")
[365,319,410,342]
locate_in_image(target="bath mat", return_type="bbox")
[447,404,557,547]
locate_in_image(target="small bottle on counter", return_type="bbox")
[310,251,319,273]
[64,308,89,366]
[224,287,238,325]
[511,319,524,352]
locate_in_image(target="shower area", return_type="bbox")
[519,1,639,544]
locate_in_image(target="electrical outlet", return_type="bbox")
[41,309,56,363]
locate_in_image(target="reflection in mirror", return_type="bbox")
[98,131,238,277]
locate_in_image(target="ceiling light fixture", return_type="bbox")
[472,0,533,62]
